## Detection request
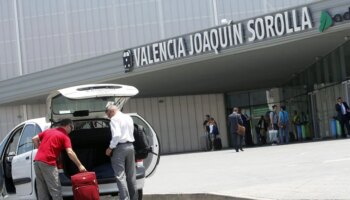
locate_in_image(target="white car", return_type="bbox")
[0,84,160,200]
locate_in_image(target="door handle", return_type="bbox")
[25,156,29,160]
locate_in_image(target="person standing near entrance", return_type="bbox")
[228,107,244,152]
[32,119,86,200]
[292,110,302,141]
[278,105,289,144]
[335,97,350,138]
[269,105,279,144]
[270,105,278,130]
[203,114,212,150]
[209,117,220,150]
[105,104,138,200]
[257,115,268,144]
[240,109,254,146]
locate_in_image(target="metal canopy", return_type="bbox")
[1,26,350,106]
[111,28,350,97]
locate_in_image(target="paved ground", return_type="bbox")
[142,139,350,200]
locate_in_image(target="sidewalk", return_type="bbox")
[143,139,350,199]
[144,194,252,200]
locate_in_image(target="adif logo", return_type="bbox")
[319,11,333,32]
[123,50,133,72]
[319,7,350,32]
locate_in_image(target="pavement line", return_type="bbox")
[323,157,350,163]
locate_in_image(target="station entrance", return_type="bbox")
[225,40,350,147]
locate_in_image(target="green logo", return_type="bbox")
[319,11,333,32]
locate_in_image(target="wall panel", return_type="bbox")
[124,93,227,154]
[179,96,192,151]
[187,96,198,151]
[26,104,47,120]
[165,96,177,153]
[194,95,205,148]
[216,0,320,24]
[0,105,23,139]
[157,97,170,153]
[0,0,19,80]
[150,98,161,143]
[172,96,183,152]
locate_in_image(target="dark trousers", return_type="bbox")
[244,127,254,146]
[233,132,243,151]
[259,129,267,145]
[340,116,350,137]
[207,133,212,150]
[256,127,267,145]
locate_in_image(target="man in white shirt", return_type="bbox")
[105,104,137,200]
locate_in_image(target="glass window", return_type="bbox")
[315,61,324,85]
[226,92,250,108]
[17,124,42,155]
[344,42,350,78]
[5,127,23,156]
[331,49,342,83]
[51,94,119,114]
[306,64,315,91]
[0,134,11,158]
[249,90,268,105]
[322,56,331,84]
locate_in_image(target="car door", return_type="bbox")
[0,133,11,196]
[11,123,41,196]
[1,126,23,196]
[130,114,160,177]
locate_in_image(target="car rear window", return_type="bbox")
[51,94,125,114]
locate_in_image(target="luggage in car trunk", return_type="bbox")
[60,126,117,187]
[71,171,100,200]
[63,127,112,175]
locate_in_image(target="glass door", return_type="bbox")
[309,92,320,139]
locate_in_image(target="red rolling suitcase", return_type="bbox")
[71,172,100,200]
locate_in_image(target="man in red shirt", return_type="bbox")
[32,118,86,200]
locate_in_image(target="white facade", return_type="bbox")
[0,0,321,153]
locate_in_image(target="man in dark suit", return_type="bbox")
[335,97,350,138]
[228,107,244,152]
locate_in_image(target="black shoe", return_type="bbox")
[236,149,239,152]
[240,148,244,151]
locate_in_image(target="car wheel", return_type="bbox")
[138,189,143,200]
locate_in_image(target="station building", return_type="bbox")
[1,0,350,154]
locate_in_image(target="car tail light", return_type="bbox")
[136,159,143,167]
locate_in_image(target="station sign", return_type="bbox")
[123,4,350,72]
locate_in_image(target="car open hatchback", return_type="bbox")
[0,84,160,200]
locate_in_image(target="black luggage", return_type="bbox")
[213,137,222,150]
[133,124,151,159]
